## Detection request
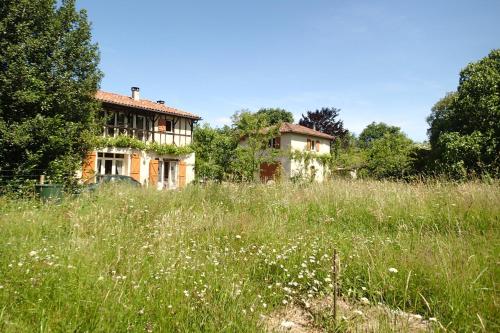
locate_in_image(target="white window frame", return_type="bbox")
[97,153,126,176]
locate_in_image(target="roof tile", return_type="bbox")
[95,90,201,120]
[279,122,334,140]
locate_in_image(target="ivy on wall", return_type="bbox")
[91,136,193,156]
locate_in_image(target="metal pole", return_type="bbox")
[333,248,338,323]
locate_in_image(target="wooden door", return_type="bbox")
[260,162,280,182]
[178,161,186,188]
[82,151,96,184]
[130,153,141,181]
[149,160,159,187]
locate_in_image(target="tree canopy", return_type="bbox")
[299,107,348,139]
[365,132,415,179]
[427,49,500,178]
[255,108,293,126]
[0,0,102,188]
[358,122,402,148]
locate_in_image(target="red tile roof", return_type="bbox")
[279,122,335,140]
[96,90,201,120]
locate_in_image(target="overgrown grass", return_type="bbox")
[0,180,498,332]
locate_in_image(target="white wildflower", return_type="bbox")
[280,320,295,329]
[360,297,370,305]
[353,310,364,316]
[29,251,37,257]
[235,235,242,239]
[388,267,398,273]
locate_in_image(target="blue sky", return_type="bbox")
[78,0,499,141]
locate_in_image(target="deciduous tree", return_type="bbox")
[358,122,401,148]
[299,107,348,139]
[427,49,500,178]
[256,108,294,125]
[0,0,102,189]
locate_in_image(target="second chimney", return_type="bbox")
[131,87,140,100]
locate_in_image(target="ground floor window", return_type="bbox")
[97,153,126,175]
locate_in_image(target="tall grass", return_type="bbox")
[0,180,498,332]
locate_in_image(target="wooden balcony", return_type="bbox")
[103,125,191,145]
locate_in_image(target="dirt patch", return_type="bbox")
[264,296,438,332]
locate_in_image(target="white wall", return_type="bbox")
[283,133,331,182]
[238,132,332,183]
[153,116,193,146]
[82,147,195,188]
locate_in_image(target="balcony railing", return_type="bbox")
[103,125,185,145]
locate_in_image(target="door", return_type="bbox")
[260,162,280,182]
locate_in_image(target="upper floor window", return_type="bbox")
[158,118,173,132]
[268,137,281,149]
[306,138,320,152]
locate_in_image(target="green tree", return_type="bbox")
[426,92,456,147]
[231,110,280,181]
[365,132,415,179]
[427,49,500,178]
[0,0,102,189]
[192,124,237,182]
[299,107,348,139]
[255,108,294,125]
[358,122,401,148]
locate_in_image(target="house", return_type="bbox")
[259,122,334,182]
[80,87,201,189]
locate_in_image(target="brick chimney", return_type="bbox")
[131,87,140,100]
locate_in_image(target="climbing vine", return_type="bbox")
[92,135,193,156]
[287,150,335,180]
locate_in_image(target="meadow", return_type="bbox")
[0,180,498,332]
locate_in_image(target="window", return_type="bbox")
[158,118,173,132]
[268,137,281,149]
[307,139,320,151]
[96,153,126,175]
[165,119,173,132]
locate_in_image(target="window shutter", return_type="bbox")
[82,151,97,184]
[307,139,311,150]
[149,160,159,186]
[178,161,187,188]
[158,118,166,132]
[315,140,320,152]
[130,153,141,181]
